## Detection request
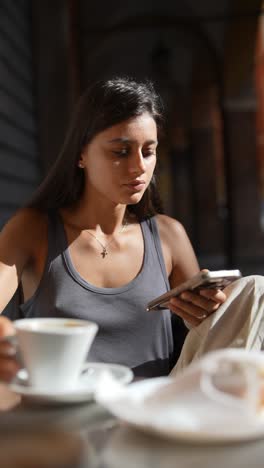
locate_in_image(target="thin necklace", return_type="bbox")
[84,222,127,258]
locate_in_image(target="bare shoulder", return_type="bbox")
[155,214,199,283]
[155,214,188,244]
[0,208,48,252]
[1,207,47,234]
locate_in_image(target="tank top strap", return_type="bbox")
[142,216,170,290]
[46,211,68,267]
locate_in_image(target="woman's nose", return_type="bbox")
[128,151,145,174]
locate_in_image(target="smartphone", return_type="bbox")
[146,269,242,311]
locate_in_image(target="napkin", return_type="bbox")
[94,349,264,438]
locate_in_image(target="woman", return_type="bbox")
[0,77,238,381]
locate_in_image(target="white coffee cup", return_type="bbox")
[14,318,98,391]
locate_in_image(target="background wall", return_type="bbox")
[0,0,40,227]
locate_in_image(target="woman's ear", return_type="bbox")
[78,160,84,168]
[77,153,85,168]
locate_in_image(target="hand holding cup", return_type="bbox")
[14,318,98,391]
[0,317,20,382]
[0,317,98,392]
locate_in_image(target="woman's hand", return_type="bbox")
[0,317,20,382]
[169,288,227,327]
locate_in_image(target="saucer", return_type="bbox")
[95,350,264,443]
[96,377,264,443]
[8,362,134,405]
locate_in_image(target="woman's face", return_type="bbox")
[80,112,158,206]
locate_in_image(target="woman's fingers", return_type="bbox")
[178,291,220,314]
[0,316,15,337]
[169,297,208,327]
[168,288,226,327]
[198,288,226,303]
[0,340,20,381]
[168,281,227,327]
[0,358,20,382]
[0,340,17,357]
[168,301,204,327]
[0,318,19,382]
[170,296,210,317]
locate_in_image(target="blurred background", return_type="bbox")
[0,0,264,275]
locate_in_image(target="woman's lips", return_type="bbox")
[124,181,146,192]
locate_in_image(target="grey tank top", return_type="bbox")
[18,213,174,377]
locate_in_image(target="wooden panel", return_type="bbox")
[31,0,76,172]
[0,0,40,228]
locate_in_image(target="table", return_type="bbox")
[1,384,264,468]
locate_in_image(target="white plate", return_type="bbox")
[100,377,264,443]
[8,362,133,405]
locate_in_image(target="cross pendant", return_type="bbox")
[101,247,108,258]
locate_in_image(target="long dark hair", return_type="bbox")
[28,77,164,219]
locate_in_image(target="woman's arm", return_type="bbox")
[0,209,40,312]
[156,214,226,327]
[0,208,47,381]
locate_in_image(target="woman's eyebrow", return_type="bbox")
[107,137,130,144]
[107,138,158,145]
